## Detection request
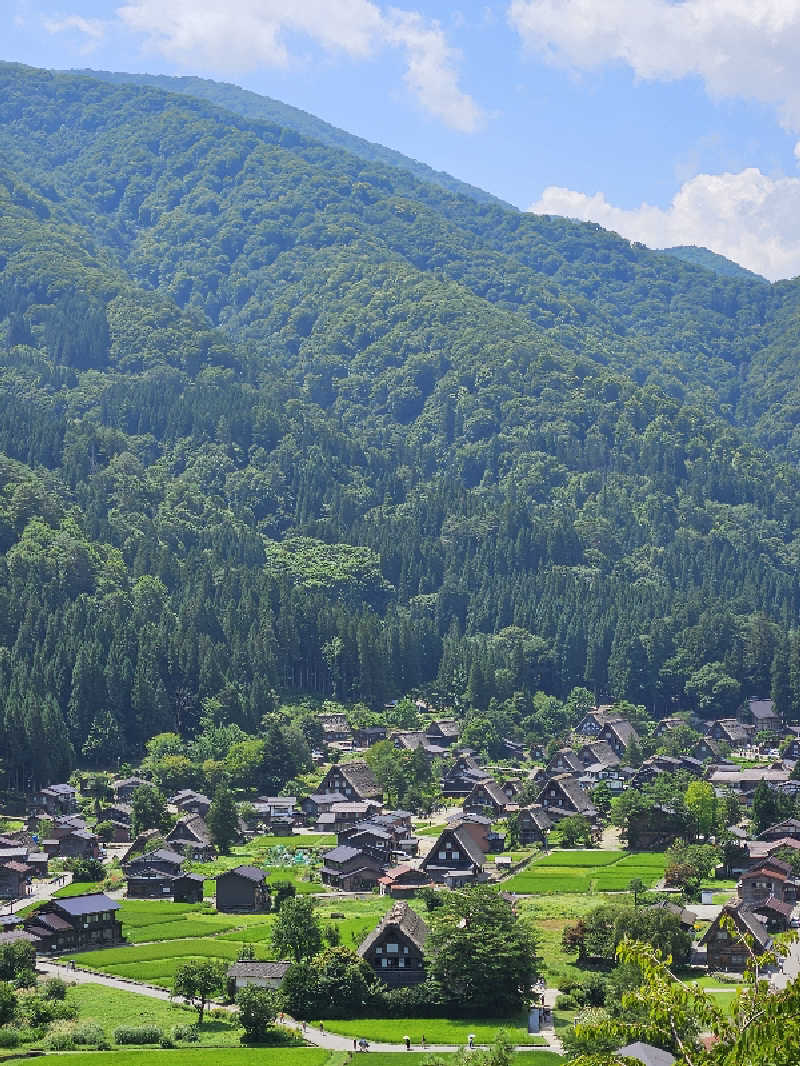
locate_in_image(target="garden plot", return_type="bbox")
[188,836,333,896]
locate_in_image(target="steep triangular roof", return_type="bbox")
[357,900,428,956]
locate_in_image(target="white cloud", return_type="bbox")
[43,13,106,49]
[384,9,483,132]
[531,169,800,281]
[509,0,800,130]
[115,0,483,131]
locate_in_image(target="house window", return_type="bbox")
[403,946,408,954]
[386,943,399,953]
[451,850,460,860]
[381,958,388,968]
[438,850,447,860]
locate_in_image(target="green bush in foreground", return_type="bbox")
[113,1024,164,1044]
[0,1026,20,1048]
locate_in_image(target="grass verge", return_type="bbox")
[321,1016,545,1046]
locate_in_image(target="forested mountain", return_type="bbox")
[71,68,509,209]
[661,245,767,283]
[3,61,800,785]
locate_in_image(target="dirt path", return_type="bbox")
[599,826,621,850]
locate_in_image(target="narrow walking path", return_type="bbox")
[38,962,563,1054]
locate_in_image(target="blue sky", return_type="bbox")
[5,0,800,279]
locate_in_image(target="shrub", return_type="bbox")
[114,1024,163,1044]
[555,993,578,1010]
[0,942,35,981]
[0,1027,20,1048]
[273,880,297,910]
[46,1023,76,1050]
[173,1023,199,1042]
[68,857,105,882]
[160,1034,175,1048]
[236,984,279,1043]
[0,984,17,1026]
[42,976,68,1000]
[13,969,36,989]
[555,974,606,1007]
[27,997,58,1026]
[73,1022,106,1045]
[255,1026,305,1047]
[383,981,445,1018]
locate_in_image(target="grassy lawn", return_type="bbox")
[30,1050,330,1066]
[66,983,241,1045]
[494,850,538,864]
[54,881,104,897]
[322,1016,545,1046]
[515,894,612,981]
[362,1056,561,1064]
[415,824,448,837]
[685,975,741,1014]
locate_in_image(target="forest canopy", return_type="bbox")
[3,62,800,784]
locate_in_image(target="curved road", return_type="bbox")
[38,962,562,1054]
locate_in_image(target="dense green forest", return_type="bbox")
[661,245,768,283]
[71,68,509,210]
[3,61,800,787]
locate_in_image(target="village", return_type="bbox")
[1,696,800,1065]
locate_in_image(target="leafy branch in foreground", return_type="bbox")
[566,926,798,1066]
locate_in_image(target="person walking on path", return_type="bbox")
[404,1035,411,1050]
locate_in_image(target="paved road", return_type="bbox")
[771,936,800,991]
[1,872,73,916]
[38,962,562,1054]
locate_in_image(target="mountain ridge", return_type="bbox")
[69,67,511,211]
[661,244,768,283]
[2,62,800,781]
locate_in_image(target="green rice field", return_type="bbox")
[63,897,392,987]
[501,850,668,895]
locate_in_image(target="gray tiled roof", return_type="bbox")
[228,961,291,979]
[53,893,119,916]
[216,865,267,883]
[616,1042,675,1066]
[323,845,363,863]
